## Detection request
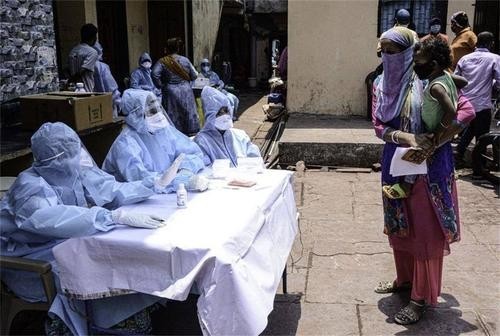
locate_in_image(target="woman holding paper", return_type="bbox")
[372,27,461,325]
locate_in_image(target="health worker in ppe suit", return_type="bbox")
[130,52,162,99]
[200,58,239,120]
[93,42,122,117]
[102,89,209,193]
[194,86,261,167]
[0,122,166,335]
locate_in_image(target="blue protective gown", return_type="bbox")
[130,53,162,98]
[93,42,122,117]
[0,122,159,335]
[152,55,199,135]
[194,86,260,167]
[200,58,239,118]
[102,89,205,192]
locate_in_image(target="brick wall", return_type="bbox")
[0,0,59,103]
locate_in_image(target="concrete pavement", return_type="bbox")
[262,169,499,336]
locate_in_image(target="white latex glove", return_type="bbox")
[111,210,166,229]
[187,174,209,192]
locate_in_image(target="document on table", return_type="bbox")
[390,147,427,177]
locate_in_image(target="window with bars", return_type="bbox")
[377,0,448,37]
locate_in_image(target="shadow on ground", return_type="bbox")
[377,292,479,336]
[236,90,267,119]
[262,293,302,335]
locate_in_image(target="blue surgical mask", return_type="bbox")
[430,24,441,34]
[202,65,210,73]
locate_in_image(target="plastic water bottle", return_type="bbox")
[74,82,86,93]
[176,183,187,208]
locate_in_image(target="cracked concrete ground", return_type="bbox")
[262,170,499,336]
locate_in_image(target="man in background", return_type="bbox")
[450,11,477,70]
[454,32,500,169]
[421,17,449,44]
[68,23,99,92]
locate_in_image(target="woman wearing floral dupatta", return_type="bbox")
[372,27,461,325]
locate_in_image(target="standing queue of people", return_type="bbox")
[372,9,498,326]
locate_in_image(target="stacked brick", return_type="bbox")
[0,0,58,102]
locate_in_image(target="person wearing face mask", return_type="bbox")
[152,38,200,136]
[0,122,167,335]
[102,89,208,193]
[199,58,240,119]
[92,42,122,118]
[420,17,449,44]
[372,27,463,326]
[450,11,477,70]
[130,52,162,99]
[194,86,260,167]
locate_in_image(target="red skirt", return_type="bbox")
[388,177,457,305]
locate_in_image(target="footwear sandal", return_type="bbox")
[382,184,408,199]
[374,281,411,294]
[394,300,425,325]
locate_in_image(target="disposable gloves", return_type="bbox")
[111,210,167,229]
[187,174,209,192]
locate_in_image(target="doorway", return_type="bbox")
[148,0,193,63]
[96,0,130,91]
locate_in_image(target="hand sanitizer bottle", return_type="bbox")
[177,183,187,208]
[75,82,86,92]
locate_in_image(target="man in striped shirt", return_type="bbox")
[68,24,99,92]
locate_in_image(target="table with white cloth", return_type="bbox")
[52,169,298,335]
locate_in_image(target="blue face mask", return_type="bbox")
[430,24,441,34]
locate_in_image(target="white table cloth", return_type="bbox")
[53,169,298,335]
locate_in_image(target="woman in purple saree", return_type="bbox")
[372,27,461,325]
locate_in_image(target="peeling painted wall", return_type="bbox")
[126,0,149,72]
[192,0,222,68]
[1,0,59,102]
[288,0,379,116]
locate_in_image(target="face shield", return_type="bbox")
[145,94,170,133]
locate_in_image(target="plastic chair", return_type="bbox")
[0,256,56,335]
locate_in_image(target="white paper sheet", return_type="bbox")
[390,147,428,177]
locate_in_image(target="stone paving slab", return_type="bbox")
[273,171,499,336]
[359,305,485,336]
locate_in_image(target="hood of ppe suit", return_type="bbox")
[139,52,152,65]
[200,58,211,75]
[31,122,87,205]
[201,86,232,131]
[93,41,104,61]
[121,89,154,134]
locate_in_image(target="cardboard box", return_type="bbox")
[20,92,113,131]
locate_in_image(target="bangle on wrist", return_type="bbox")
[391,130,401,144]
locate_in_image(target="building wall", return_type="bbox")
[126,0,149,72]
[0,0,59,102]
[192,0,222,68]
[287,0,476,116]
[287,0,379,116]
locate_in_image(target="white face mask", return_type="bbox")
[142,61,152,69]
[80,148,94,168]
[202,65,210,73]
[214,114,233,131]
[430,24,441,34]
[146,112,169,133]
